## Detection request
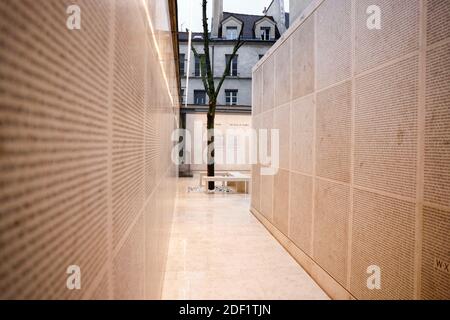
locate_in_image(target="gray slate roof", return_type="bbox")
[221,12,275,39]
[178,11,290,42]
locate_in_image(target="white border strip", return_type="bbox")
[142,0,174,106]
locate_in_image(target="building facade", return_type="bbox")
[179,0,288,173]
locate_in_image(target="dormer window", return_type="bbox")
[226,26,238,40]
[261,27,271,40]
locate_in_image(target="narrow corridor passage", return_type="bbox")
[162,177,329,300]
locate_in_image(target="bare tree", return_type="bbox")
[190,0,245,191]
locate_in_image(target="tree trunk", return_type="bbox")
[207,111,215,191]
[194,0,243,192]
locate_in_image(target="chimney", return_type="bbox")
[263,0,286,34]
[211,0,223,38]
[278,0,286,34]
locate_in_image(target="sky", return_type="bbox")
[178,0,290,32]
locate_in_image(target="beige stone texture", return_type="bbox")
[350,189,416,299]
[355,0,420,74]
[0,0,178,299]
[252,0,450,299]
[292,16,315,99]
[313,179,350,286]
[316,81,352,183]
[315,0,352,89]
[275,40,292,107]
[273,103,291,170]
[273,169,290,236]
[262,55,275,112]
[289,172,313,256]
[290,95,314,174]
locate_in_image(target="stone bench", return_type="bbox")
[202,171,251,193]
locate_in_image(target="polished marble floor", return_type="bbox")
[161,177,329,300]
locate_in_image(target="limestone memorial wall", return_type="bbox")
[251,0,450,300]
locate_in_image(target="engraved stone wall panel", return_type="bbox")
[355,0,420,74]
[313,179,350,286]
[252,0,449,300]
[252,115,262,212]
[290,95,314,174]
[253,67,263,116]
[159,176,177,280]
[0,0,111,299]
[427,0,450,46]
[316,0,352,89]
[112,2,145,248]
[113,214,145,300]
[424,43,450,207]
[262,55,275,112]
[145,192,161,299]
[261,174,274,222]
[251,165,262,212]
[289,172,313,256]
[355,56,419,197]
[145,105,160,198]
[421,206,450,300]
[261,110,274,167]
[275,40,292,107]
[292,16,315,100]
[92,274,110,300]
[260,107,274,222]
[273,169,290,235]
[145,48,161,199]
[0,0,178,299]
[351,189,416,299]
[273,103,291,170]
[316,81,352,183]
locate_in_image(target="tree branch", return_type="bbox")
[201,0,215,100]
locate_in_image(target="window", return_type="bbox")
[226,55,238,76]
[194,90,206,105]
[225,90,238,105]
[180,89,185,104]
[179,54,185,76]
[226,26,238,40]
[194,55,205,77]
[261,27,271,40]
